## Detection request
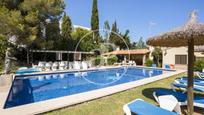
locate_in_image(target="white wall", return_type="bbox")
[162,47,204,69]
[162,47,188,67]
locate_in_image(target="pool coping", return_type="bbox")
[15,65,176,77]
[0,67,186,115]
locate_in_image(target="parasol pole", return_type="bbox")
[187,37,194,115]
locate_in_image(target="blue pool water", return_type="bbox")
[4,67,171,108]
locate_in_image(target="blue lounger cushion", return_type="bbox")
[155,89,204,104]
[176,77,204,86]
[172,83,204,92]
[127,99,178,115]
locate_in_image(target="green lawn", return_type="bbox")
[43,73,189,115]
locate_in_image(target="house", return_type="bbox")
[103,49,150,65]
[161,46,204,69]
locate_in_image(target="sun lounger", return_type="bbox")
[73,61,81,69]
[153,89,204,109]
[87,61,92,68]
[38,62,45,71]
[128,61,136,66]
[196,72,204,79]
[175,77,204,86]
[52,62,59,71]
[165,64,171,69]
[123,99,178,115]
[152,64,157,67]
[45,62,52,71]
[68,62,74,69]
[82,61,88,70]
[171,82,204,93]
[59,61,66,70]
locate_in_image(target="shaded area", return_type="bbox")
[142,87,171,101]
[4,78,34,108]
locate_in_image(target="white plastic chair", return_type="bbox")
[73,61,81,69]
[45,62,52,71]
[69,62,74,69]
[82,61,88,70]
[52,62,59,71]
[59,61,66,70]
[38,62,45,71]
[87,61,92,68]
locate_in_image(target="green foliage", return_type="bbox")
[130,42,137,49]
[109,21,131,49]
[135,37,147,49]
[152,47,162,67]
[91,0,100,44]
[194,60,204,72]
[71,28,95,52]
[59,13,73,50]
[145,59,153,67]
[92,56,104,66]
[61,14,72,39]
[104,20,110,41]
[107,55,118,65]
[0,35,7,60]
[45,19,61,49]
[0,0,65,48]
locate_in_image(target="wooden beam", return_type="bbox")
[187,37,194,115]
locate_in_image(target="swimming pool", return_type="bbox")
[4,67,172,108]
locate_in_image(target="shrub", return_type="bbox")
[194,60,204,72]
[145,59,153,67]
[107,55,118,65]
[92,56,104,66]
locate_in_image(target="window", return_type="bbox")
[196,57,204,62]
[175,55,187,65]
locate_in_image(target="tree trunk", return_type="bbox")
[4,48,12,74]
[187,37,194,115]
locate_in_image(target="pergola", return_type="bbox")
[28,50,94,63]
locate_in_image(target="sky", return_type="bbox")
[65,0,204,42]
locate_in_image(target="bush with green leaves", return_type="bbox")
[194,60,204,72]
[92,56,104,66]
[145,59,153,67]
[107,55,118,65]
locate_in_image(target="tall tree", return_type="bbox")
[104,20,110,42]
[91,0,100,45]
[109,21,119,44]
[71,28,95,52]
[109,21,131,49]
[120,29,131,49]
[152,47,162,67]
[0,0,65,73]
[61,13,73,50]
[135,37,147,49]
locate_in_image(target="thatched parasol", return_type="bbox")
[147,10,204,115]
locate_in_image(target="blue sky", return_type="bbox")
[65,0,204,42]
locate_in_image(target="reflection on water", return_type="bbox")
[5,79,34,108]
[4,67,171,108]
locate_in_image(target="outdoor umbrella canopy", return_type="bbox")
[147,10,204,115]
[147,11,204,47]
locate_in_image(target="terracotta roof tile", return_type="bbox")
[103,49,149,55]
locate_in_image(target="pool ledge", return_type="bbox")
[0,69,186,115]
